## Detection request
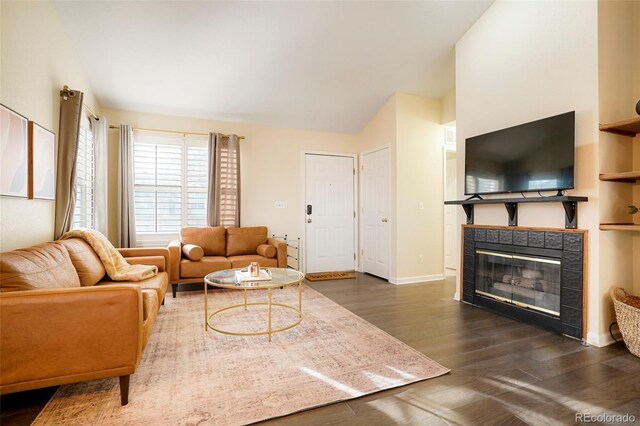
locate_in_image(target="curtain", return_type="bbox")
[207,133,241,227]
[91,116,108,236]
[54,87,84,239]
[118,125,137,248]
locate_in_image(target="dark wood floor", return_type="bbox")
[2,273,638,425]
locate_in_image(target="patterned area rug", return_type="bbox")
[305,271,356,281]
[34,285,448,425]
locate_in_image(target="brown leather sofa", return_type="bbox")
[0,238,170,405]
[168,226,287,297]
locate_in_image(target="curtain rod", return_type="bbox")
[107,124,245,140]
[63,85,100,120]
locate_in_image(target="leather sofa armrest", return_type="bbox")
[118,247,171,276]
[0,286,143,392]
[267,238,287,268]
[167,241,182,283]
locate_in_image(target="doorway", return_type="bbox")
[360,147,390,279]
[304,154,355,273]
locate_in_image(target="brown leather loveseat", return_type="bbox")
[0,238,170,405]
[168,226,287,297]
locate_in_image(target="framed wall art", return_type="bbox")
[28,121,56,200]
[0,104,29,198]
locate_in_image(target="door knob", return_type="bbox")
[307,218,312,223]
[382,218,388,223]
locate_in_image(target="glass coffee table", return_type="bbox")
[204,268,305,342]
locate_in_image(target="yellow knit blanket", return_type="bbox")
[61,229,158,281]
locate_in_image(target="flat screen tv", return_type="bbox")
[464,111,575,196]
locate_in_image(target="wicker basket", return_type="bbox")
[610,287,640,357]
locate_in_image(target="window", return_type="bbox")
[133,131,208,245]
[73,115,95,229]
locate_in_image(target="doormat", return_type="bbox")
[305,272,356,281]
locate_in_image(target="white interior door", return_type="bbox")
[362,148,389,279]
[305,154,355,273]
[444,153,457,271]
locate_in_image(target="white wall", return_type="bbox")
[0,1,100,251]
[455,1,604,344]
[102,108,358,246]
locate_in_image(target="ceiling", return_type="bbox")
[55,1,492,134]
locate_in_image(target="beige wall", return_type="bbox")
[101,108,358,248]
[441,89,456,125]
[355,95,398,277]
[455,1,605,344]
[395,93,443,282]
[0,1,100,251]
[355,93,445,283]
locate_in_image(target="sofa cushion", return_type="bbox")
[182,244,204,261]
[181,227,226,256]
[226,227,268,256]
[180,256,231,278]
[98,271,169,304]
[227,255,277,269]
[59,238,106,286]
[256,244,276,258]
[0,242,81,292]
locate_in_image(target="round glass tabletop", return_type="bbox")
[204,268,305,290]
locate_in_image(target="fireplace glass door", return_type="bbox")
[475,250,561,316]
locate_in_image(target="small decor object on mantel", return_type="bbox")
[636,100,640,116]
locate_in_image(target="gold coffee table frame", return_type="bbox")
[204,268,305,342]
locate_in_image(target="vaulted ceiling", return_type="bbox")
[55,1,492,133]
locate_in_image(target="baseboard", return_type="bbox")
[586,331,616,347]
[389,274,445,285]
[453,292,460,301]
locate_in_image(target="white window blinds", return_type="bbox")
[133,131,207,245]
[73,115,95,229]
[218,144,239,227]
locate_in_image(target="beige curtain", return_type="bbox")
[207,133,240,227]
[118,125,137,247]
[54,87,84,239]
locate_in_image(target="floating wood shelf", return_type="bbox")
[599,171,640,183]
[599,117,640,137]
[444,195,588,229]
[599,223,640,232]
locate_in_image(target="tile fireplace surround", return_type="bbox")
[461,225,587,340]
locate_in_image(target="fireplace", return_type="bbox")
[475,250,561,316]
[462,226,586,339]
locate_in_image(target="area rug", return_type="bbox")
[305,271,356,281]
[34,285,448,425]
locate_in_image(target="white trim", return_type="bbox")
[301,150,358,273]
[358,145,391,280]
[453,291,460,301]
[388,274,445,285]
[586,332,614,348]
